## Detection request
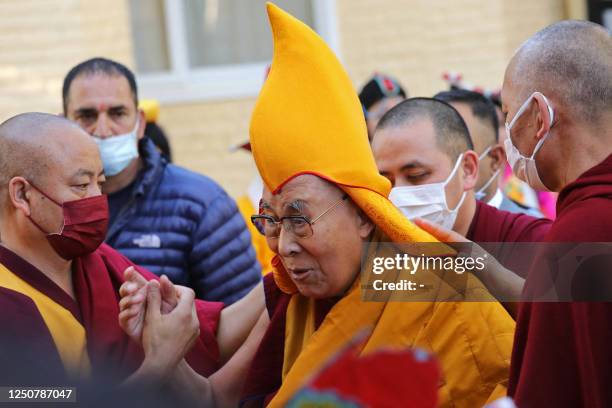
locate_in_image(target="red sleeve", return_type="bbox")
[263,272,285,318]
[96,243,224,376]
[241,273,290,404]
[546,197,612,241]
[96,243,160,282]
[185,300,224,376]
[469,201,552,243]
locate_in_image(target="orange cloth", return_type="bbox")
[236,195,274,274]
[251,2,439,294]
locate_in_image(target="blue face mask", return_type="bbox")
[94,119,139,176]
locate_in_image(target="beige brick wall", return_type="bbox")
[0,0,134,117]
[339,0,565,99]
[0,0,572,198]
[159,99,259,198]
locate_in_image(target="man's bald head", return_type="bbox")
[0,113,95,200]
[376,97,473,161]
[506,20,612,124]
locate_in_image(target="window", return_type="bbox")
[603,8,612,30]
[588,0,612,31]
[129,0,339,103]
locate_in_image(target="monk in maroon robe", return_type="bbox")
[500,21,612,407]
[420,20,612,407]
[0,113,222,385]
[372,97,552,278]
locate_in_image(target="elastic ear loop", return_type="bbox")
[24,180,64,235]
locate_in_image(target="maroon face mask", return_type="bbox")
[27,182,109,260]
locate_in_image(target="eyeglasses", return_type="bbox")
[251,195,348,239]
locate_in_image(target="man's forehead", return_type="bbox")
[51,126,101,161]
[376,120,442,156]
[262,175,337,205]
[60,150,103,180]
[68,73,135,110]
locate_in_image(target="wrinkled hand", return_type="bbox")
[140,281,200,380]
[118,267,179,344]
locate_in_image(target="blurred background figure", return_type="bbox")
[139,99,172,162]
[358,73,407,141]
[232,65,275,275]
[434,89,543,217]
[232,140,274,275]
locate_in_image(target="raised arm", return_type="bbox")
[414,218,524,317]
[169,309,270,407]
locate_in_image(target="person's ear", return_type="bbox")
[488,144,506,172]
[355,207,374,239]
[8,177,32,217]
[136,109,147,140]
[461,150,479,191]
[533,92,553,141]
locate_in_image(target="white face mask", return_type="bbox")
[94,119,140,177]
[474,145,501,201]
[389,154,467,230]
[504,91,554,191]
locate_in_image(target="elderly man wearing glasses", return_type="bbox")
[119,4,515,408]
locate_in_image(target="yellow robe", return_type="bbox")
[271,230,514,408]
[237,195,275,275]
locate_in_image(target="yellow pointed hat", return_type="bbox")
[250,3,436,246]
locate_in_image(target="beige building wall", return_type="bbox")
[0,0,134,116]
[0,0,576,198]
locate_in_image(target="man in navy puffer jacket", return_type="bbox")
[62,58,261,304]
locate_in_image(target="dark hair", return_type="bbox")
[145,122,172,162]
[434,89,499,142]
[359,73,407,112]
[376,97,473,161]
[62,57,138,113]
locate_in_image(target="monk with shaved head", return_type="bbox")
[502,21,612,408]
[0,112,225,387]
[419,21,612,407]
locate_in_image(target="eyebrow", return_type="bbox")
[72,169,96,178]
[74,105,127,114]
[285,200,306,214]
[108,105,127,113]
[260,199,308,215]
[74,107,98,116]
[400,162,427,172]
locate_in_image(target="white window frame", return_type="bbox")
[137,0,340,104]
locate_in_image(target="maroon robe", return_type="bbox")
[466,201,552,278]
[509,153,612,407]
[0,243,223,383]
[240,273,336,407]
[467,200,552,243]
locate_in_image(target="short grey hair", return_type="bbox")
[508,20,611,124]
